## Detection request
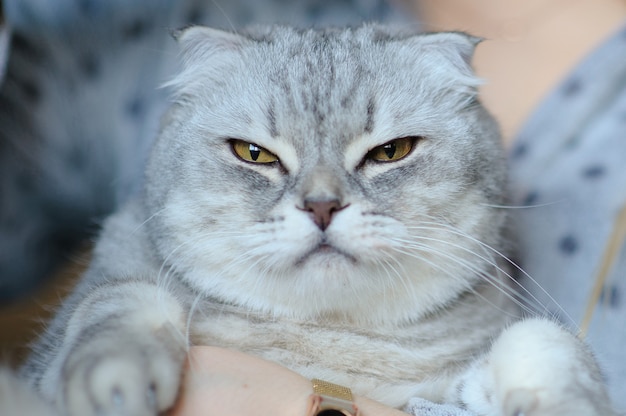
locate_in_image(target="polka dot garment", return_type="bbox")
[509,22,626,410]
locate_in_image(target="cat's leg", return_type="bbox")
[34,279,188,416]
[451,319,616,416]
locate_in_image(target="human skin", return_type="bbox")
[169,347,409,416]
[412,0,626,143]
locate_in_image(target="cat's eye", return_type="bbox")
[367,137,416,162]
[231,140,279,164]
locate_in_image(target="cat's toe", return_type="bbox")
[502,389,538,416]
[62,337,184,416]
[87,355,157,414]
[65,355,152,415]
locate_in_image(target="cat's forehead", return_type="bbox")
[246,26,414,105]
[253,36,376,150]
[171,24,481,158]
[223,29,448,135]
[172,24,479,111]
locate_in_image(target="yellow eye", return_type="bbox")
[367,137,415,162]
[231,140,279,164]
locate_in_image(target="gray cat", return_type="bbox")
[19,24,615,415]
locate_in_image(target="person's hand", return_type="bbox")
[169,346,409,416]
[169,346,311,415]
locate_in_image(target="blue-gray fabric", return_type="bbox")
[509,22,626,411]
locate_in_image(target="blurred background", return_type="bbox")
[0,0,409,365]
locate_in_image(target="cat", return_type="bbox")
[18,24,615,416]
[0,0,401,302]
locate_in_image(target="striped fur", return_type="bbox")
[19,25,615,416]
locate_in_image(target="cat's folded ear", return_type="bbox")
[171,25,248,68]
[165,26,249,100]
[417,31,482,68]
[409,31,483,105]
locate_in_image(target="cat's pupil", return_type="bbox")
[383,143,396,159]
[249,144,261,161]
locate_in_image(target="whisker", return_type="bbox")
[479,201,562,210]
[403,227,554,319]
[379,253,415,302]
[397,233,541,312]
[407,219,579,329]
[389,235,541,319]
[209,0,238,33]
[185,293,204,350]
[153,227,267,346]
[387,243,522,319]
[131,207,168,234]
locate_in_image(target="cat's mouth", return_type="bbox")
[296,242,357,266]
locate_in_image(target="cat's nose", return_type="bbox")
[301,199,348,231]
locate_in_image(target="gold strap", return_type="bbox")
[580,204,626,337]
[312,379,354,402]
[309,379,358,416]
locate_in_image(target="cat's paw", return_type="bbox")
[61,325,186,416]
[458,319,616,416]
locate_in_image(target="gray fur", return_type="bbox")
[20,25,615,416]
[0,0,402,301]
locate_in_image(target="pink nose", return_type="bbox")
[302,199,348,231]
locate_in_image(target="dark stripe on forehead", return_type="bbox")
[267,100,279,138]
[364,97,375,134]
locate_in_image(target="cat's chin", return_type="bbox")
[295,243,357,267]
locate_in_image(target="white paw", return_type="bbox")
[61,328,185,416]
[459,319,616,416]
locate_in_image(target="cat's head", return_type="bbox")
[145,24,507,325]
